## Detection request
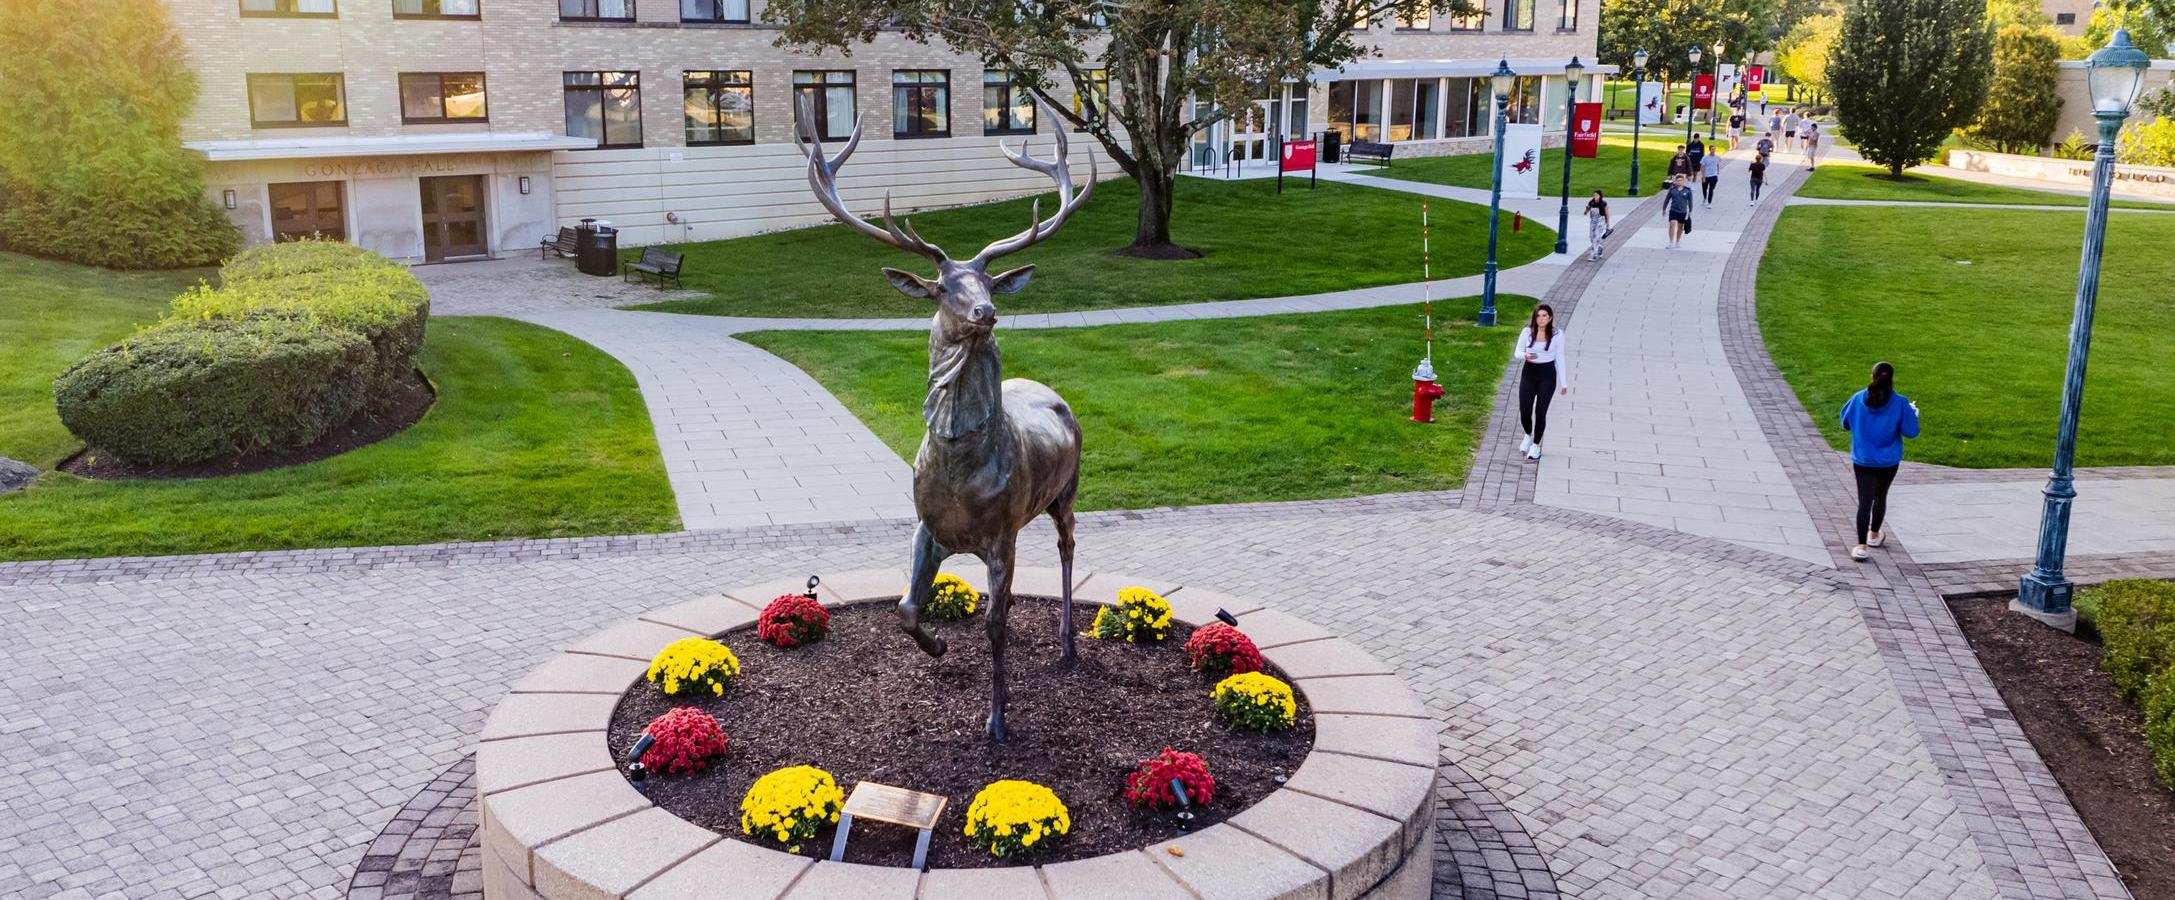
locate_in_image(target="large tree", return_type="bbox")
[764,0,1477,256]
[1829,0,1993,175]
[1964,24,2061,153]
[1601,0,1779,120]
[0,0,236,269]
[2083,0,2175,59]
[1774,11,1842,104]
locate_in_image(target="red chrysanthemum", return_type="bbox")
[643,707,729,775]
[1183,623,1263,676]
[757,593,831,648]
[1124,748,1216,809]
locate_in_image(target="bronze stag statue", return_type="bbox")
[795,97,1094,742]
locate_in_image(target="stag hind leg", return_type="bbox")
[983,538,1017,742]
[900,523,948,657]
[1050,478,1079,669]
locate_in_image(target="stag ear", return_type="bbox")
[882,267,941,300]
[988,265,1035,295]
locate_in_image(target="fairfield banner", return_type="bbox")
[1692,74,1716,110]
[1500,123,1543,199]
[1746,65,1765,94]
[1636,80,1664,124]
[1572,102,1602,158]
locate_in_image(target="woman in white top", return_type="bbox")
[1514,303,1570,460]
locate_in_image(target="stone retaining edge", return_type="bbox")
[477,567,1439,900]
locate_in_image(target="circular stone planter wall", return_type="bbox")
[478,567,1438,900]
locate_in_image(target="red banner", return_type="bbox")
[1280,139,1316,173]
[1571,103,1602,158]
[1692,74,1716,110]
[1746,66,1765,93]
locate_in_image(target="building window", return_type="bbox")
[1448,9,1485,29]
[2054,11,2075,23]
[269,181,346,242]
[684,70,754,145]
[793,70,857,140]
[1557,0,1577,29]
[248,74,347,127]
[1396,9,1429,29]
[240,0,336,17]
[1327,80,1381,142]
[1444,78,1482,137]
[1503,75,1541,124]
[1503,0,1534,30]
[680,0,747,21]
[982,71,1036,135]
[1072,69,1110,130]
[564,71,642,148]
[400,72,487,123]
[392,0,478,18]
[1389,79,1439,141]
[892,70,950,138]
[559,0,632,20]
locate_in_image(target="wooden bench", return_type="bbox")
[623,246,684,289]
[1346,140,1394,167]
[538,226,577,260]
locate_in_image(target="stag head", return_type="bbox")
[794,95,1095,335]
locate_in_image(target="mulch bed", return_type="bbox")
[608,595,1314,869]
[60,370,434,480]
[1948,596,2175,899]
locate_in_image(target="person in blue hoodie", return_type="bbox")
[1840,361,1920,561]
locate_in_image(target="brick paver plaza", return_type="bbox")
[1,150,2157,900]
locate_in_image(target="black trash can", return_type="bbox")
[576,220,619,276]
[1320,131,1342,164]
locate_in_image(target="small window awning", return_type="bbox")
[185,132,598,161]
[1313,58,1622,82]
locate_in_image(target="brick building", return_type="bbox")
[174,0,1601,261]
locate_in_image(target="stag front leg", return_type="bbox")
[900,523,948,658]
[1053,489,1078,669]
[984,540,1016,743]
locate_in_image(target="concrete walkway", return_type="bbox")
[1533,148,1831,565]
[1787,196,2175,214]
[1888,477,2175,564]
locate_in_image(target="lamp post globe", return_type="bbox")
[1554,57,1585,256]
[1629,50,1648,195]
[1481,59,1516,327]
[2015,29,2152,630]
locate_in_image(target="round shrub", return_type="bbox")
[1184,623,1264,676]
[1124,748,1216,810]
[923,572,981,621]
[641,707,728,775]
[645,637,742,697]
[221,238,385,283]
[2145,666,2175,791]
[740,765,844,852]
[2089,579,2175,700]
[185,246,430,393]
[53,317,374,466]
[964,779,1070,858]
[1212,671,1298,732]
[1091,586,1173,644]
[757,593,830,648]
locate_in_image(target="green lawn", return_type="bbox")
[1355,137,1684,199]
[1757,206,2175,468]
[0,252,678,560]
[634,176,1554,319]
[741,297,1532,510]
[1796,162,2175,209]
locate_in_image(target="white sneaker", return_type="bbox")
[1519,435,1532,454]
[1868,530,1885,548]
[1850,544,1870,561]
[1526,444,1542,461]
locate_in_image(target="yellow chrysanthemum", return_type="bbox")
[918,572,982,622]
[1212,671,1299,731]
[739,765,844,851]
[1090,586,1173,643]
[963,779,1070,858]
[645,637,741,698]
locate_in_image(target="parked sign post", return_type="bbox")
[1278,137,1317,193]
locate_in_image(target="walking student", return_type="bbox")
[1783,108,1802,151]
[1667,144,1693,182]
[1747,154,1767,205]
[1583,189,1611,261]
[1766,109,1782,137]
[1687,134,1706,173]
[1514,303,1570,461]
[1728,109,1746,141]
[1840,361,1921,561]
[1665,174,1695,248]
[1802,121,1823,170]
[1700,150,1722,207]
[1756,132,1774,162]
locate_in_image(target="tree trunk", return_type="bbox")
[1132,168,1177,250]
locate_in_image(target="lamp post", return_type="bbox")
[2014,29,2151,632]
[1708,42,1723,142]
[1553,57,1586,256]
[1684,45,1701,147]
[1629,49,1648,196]
[1480,59,1515,327]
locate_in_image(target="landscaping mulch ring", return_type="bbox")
[60,371,435,480]
[607,595,1314,870]
[1948,596,2175,899]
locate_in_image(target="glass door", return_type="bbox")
[419,174,488,262]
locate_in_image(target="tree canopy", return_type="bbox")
[1602,0,1781,85]
[1830,0,1993,175]
[1964,24,2062,153]
[1775,11,1842,103]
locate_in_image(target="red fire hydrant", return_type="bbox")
[1512,211,1524,233]
[1411,360,1445,423]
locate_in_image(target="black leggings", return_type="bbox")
[1518,361,1557,445]
[1749,178,1763,201]
[1701,175,1718,203]
[1853,464,1899,544]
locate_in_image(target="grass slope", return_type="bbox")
[1796,163,2175,209]
[1356,138,1686,200]
[742,297,1534,510]
[635,176,1554,319]
[1757,206,2175,468]
[0,253,678,560]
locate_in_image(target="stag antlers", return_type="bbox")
[793,94,1096,268]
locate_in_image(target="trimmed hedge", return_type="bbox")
[2077,579,2175,791]
[52,241,428,467]
[54,317,373,466]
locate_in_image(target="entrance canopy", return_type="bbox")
[1311,58,1621,83]
[185,132,596,162]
